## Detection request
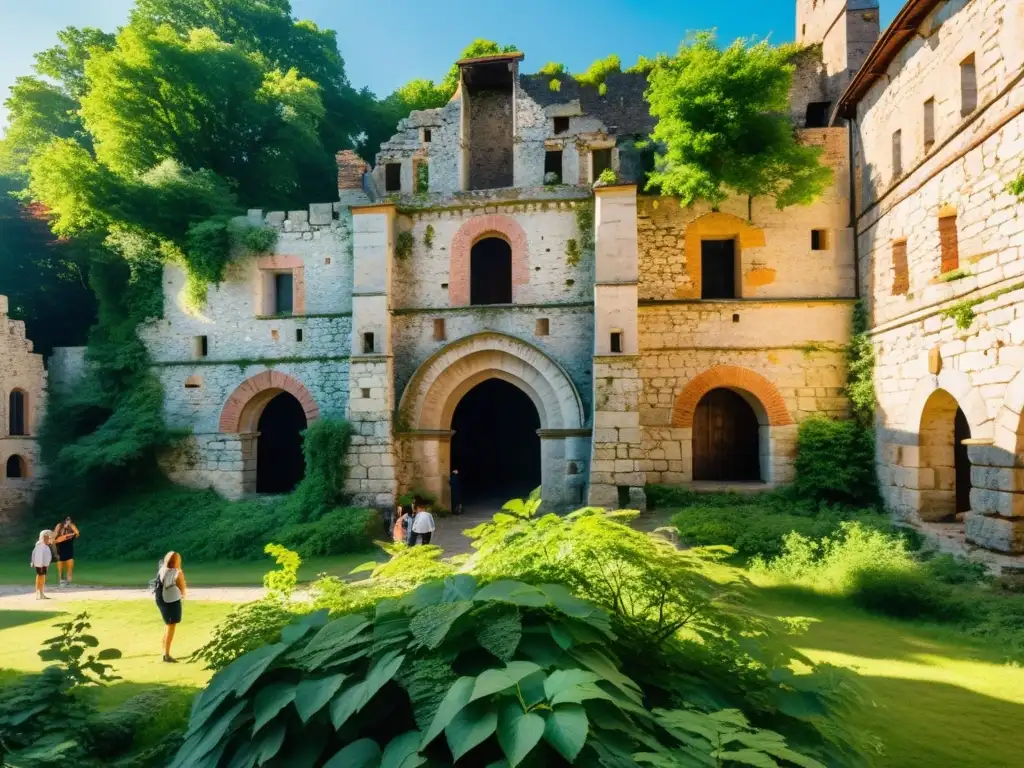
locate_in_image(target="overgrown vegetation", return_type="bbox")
[176,499,873,765]
[564,238,580,266]
[423,223,435,249]
[938,267,971,282]
[395,230,415,260]
[645,33,832,208]
[845,300,875,427]
[793,416,877,507]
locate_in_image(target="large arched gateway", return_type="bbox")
[396,332,587,510]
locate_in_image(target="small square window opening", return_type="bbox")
[296,328,304,342]
[591,148,612,180]
[362,332,375,354]
[811,229,828,251]
[535,318,550,336]
[610,331,623,353]
[423,128,432,142]
[553,116,569,135]
[433,318,446,341]
[361,388,370,399]
[192,335,208,358]
[804,101,831,128]
[274,272,293,315]
[544,150,563,183]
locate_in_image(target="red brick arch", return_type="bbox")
[219,371,319,433]
[449,214,529,306]
[672,365,793,428]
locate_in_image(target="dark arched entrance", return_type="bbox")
[6,455,25,478]
[954,406,972,514]
[256,392,307,493]
[451,378,540,504]
[692,388,761,482]
[470,237,512,305]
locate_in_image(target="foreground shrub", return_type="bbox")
[172,575,828,767]
[794,416,878,507]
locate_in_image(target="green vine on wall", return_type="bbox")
[423,224,435,249]
[395,230,414,260]
[565,238,581,266]
[845,300,875,428]
[574,198,595,258]
[415,162,429,194]
[941,280,1024,330]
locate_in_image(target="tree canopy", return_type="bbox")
[645,33,833,209]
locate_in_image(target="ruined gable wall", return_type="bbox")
[855,0,1024,551]
[0,296,46,514]
[373,103,461,196]
[468,89,514,190]
[513,86,607,188]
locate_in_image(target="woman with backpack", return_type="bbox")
[153,551,186,663]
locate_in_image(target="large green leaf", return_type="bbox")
[477,613,523,661]
[294,673,347,722]
[474,581,550,608]
[380,729,425,768]
[171,699,247,768]
[331,683,366,730]
[442,574,478,602]
[421,676,475,747]
[446,701,499,761]
[543,705,589,763]
[543,669,601,702]
[570,648,643,704]
[497,703,546,767]
[409,602,473,650]
[323,739,382,768]
[291,615,370,667]
[252,682,296,733]
[538,584,600,619]
[469,661,542,703]
[253,720,287,765]
[362,650,406,704]
[399,581,445,610]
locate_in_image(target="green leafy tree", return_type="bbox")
[645,32,833,209]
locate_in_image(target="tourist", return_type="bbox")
[393,505,411,544]
[410,496,436,546]
[30,530,53,600]
[154,551,187,663]
[450,468,463,516]
[53,516,80,586]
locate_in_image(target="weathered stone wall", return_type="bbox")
[373,102,461,196]
[854,0,1024,551]
[797,0,880,104]
[468,89,514,190]
[0,295,46,514]
[637,129,854,301]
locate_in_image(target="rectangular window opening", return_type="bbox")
[423,128,432,142]
[274,272,293,315]
[361,388,370,399]
[296,328,304,342]
[892,239,909,296]
[385,162,402,192]
[939,214,959,273]
[960,54,977,116]
[362,332,375,354]
[700,239,737,299]
[192,335,208,358]
[892,129,903,178]
[535,317,550,336]
[591,148,612,180]
[804,101,831,128]
[544,150,563,183]
[433,318,446,341]
[610,331,623,354]
[553,116,569,135]
[811,229,828,251]
[923,97,936,150]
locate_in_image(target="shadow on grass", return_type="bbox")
[0,608,69,631]
[751,582,1014,666]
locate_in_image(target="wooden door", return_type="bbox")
[693,389,761,482]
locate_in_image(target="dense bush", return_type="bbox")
[793,415,878,507]
[172,575,830,767]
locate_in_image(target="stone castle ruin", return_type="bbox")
[6,0,1024,554]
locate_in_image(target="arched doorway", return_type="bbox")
[470,237,512,305]
[919,389,972,520]
[256,392,307,494]
[692,388,761,482]
[451,378,541,505]
[5,455,26,478]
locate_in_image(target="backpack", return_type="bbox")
[148,562,162,595]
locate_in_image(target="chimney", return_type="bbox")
[336,150,368,191]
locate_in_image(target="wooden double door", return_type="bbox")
[692,388,762,482]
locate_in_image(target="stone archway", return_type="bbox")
[672,365,794,484]
[397,332,586,509]
[219,371,319,495]
[449,214,529,306]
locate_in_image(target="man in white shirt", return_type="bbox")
[410,496,436,546]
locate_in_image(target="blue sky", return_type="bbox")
[0,0,902,127]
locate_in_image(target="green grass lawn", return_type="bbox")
[0,549,387,587]
[749,581,1024,767]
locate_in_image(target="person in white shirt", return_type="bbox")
[30,530,53,600]
[410,496,436,546]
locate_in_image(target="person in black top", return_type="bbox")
[53,517,80,586]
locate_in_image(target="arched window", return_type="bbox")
[470,237,513,305]
[8,390,26,436]
[5,455,26,478]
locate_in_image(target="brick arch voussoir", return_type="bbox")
[449,214,530,306]
[672,365,793,428]
[219,371,319,433]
